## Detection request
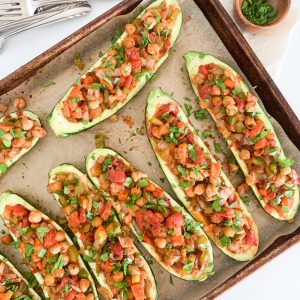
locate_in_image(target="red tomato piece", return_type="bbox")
[11,204,28,217]
[107,169,126,183]
[111,242,123,261]
[131,283,146,300]
[68,211,81,228]
[165,212,184,229]
[43,229,56,248]
[100,201,112,221]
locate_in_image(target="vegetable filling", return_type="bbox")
[48,171,154,300]
[192,62,299,218]
[62,1,180,122]
[2,204,95,299]
[89,154,211,278]
[148,102,257,254]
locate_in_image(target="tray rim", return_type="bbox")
[1,0,300,299]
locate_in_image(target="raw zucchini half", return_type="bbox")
[0,253,41,300]
[47,0,182,138]
[48,163,158,300]
[0,111,43,177]
[86,148,214,281]
[0,192,98,300]
[184,51,299,220]
[145,88,259,261]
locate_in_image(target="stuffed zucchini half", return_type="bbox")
[0,111,46,177]
[86,148,214,281]
[0,192,98,300]
[184,52,299,221]
[0,253,41,300]
[145,88,259,261]
[48,164,157,300]
[47,0,182,137]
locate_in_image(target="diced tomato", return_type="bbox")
[83,75,94,86]
[43,229,56,248]
[108,169,126,183]
[185,238,195,249]
[128,48,140,61]
[198,83,210,100]
[198,65,209,77]
[11,204,28,217]
[171,235,184,247]
[136,211,162,236]
[144,182,155,192]
[111,242,123,260]
[158,123,170,136]
[165,213,184,229]
[249,120,264,139]
[125,75,135,88]
[152,187,164,198]
[70,86,84,100]
[177,143,188,164]
[245,229,257,246]
[254,137,267,150]
[68,211,81,228]
[119,236,133,248]
[100,201,112,221]
[71,108,83,119]
[63,102,71,118]
[100,79,114,91]
[210,162,221,180]
[281,196,293,209]
[131,283,145,300]
[156,104,179,118]
[79,208,86,223]
[224,79,235,89]
[143,234,152,244]
[103,261,112,274]
[64,291,76,300]
[195,149,203,164]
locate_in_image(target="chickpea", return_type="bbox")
[145,16,156,26]
[274,174,286,188]
[223,96,235,107]
[13,97,26,109]
[122,214,132,225]
[147,43,160,55]
[62,254,70,266]
[44,274,55,286]
[92,216,103,227]
[206,184,216,198]
[223,227,235,237]
[120,64,132,77]
[125,24,136,35]
[194,183,205,195]
[49,243,61,255]
[239,149,250,160]
[246,172,257,186]
[80,278,91,292]
[154,237,167,249]
[113,271,124,283]
[28,211,42,224]
[210,214,222,224]
[1,233,12,245]
[212,96,222,106]
[244,116,256,128]
[226,104,238,116]
[245,102,256,113]
[53,268,64,278]
[60,241,70,253]
[280,166,291,176]
[68,264,80,276]
[229,163,239,173]
[55,230,65,242]
[123,36,135,48]
[237,183,249,196]
[86,294,95,300]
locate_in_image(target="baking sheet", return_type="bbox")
[0,0,299,299]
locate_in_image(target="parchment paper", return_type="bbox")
[0,1,299,299]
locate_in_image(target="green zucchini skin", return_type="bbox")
[145,88,259,261]
[47,0,182,138]
[0,253,41,300]
[48,163,158,300]
[86,147,214,281]
[0,111,43,177]
[0,192,99,300]
[184,51,300,221]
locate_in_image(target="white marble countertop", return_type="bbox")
[0,1,299,299]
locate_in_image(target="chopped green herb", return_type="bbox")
[213,142,223,153]
[218,236,231,246]
[184,103,193,118]
[36,227,50,243]
[278,158,295,168]
[212,199,222,212]
[182,262,194,272]
[241,195,250,206]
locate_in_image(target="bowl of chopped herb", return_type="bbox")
[234,0,291,34]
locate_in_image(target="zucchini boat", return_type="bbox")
[0,253,41,300]
[184,51,299,220]
[48,164,157,300]
[145,88,259,261]
[0,192,98,300]
[47,0,182,137]
[86,148,214,281]
[0,111,46,176]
